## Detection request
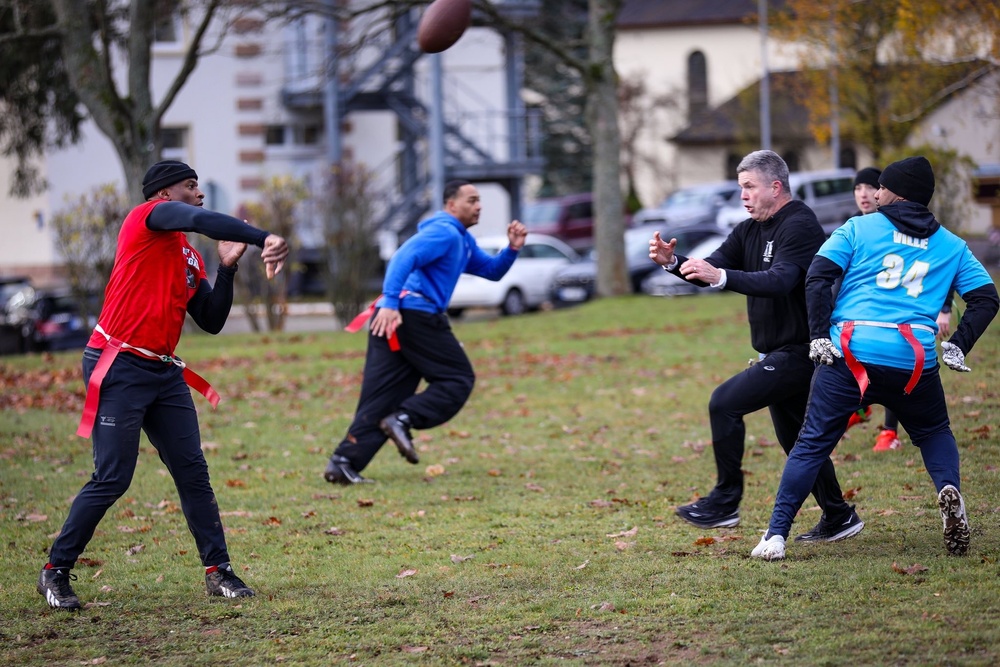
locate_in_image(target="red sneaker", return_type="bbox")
[846,406,872,430]
[873,428,901,451]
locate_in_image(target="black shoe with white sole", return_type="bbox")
[675,500,740,528]
[206,563,255,598]
[38,566,81,610]
[794,506,865,542]
[324,454,374,485]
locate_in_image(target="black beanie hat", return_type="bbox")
[878,156,934,206]
[142,160,198,199]
[853,167,881,189]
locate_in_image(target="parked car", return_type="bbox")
[715,168,857,235]
[0,276,35,355]
[550,222,722,305]
[640,233,729,296]
[522,192,633,252]
[447,234,579,317]
[4,289,99,353]
[632,180,739,227]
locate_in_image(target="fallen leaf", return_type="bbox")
[225,479,246,488]
[524,483,545,492]
[575,560,590,570]
[450,554,474,563]
[589,499,613,508]
[487,469,502,477]
[264,516,282,526]
[126,544,145,556]
[23,513,48,523]
[77,558,103,567]
[892,562,929,575]
[606,526,638,538]
[694,536,716,546]
[614,541,634,551]
[843,486,861,500]
[396,568,417,578]
[425,464,446,477]
[324,527,345,535]
[592,601,615,611]
[401,646,429,654]
[357,499,374,507]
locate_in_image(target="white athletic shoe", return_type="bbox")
[751,533,786,561]
[938,485,970,556]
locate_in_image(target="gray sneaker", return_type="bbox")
[37,566,81,610]
[938,485,970,556]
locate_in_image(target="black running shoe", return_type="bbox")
[206,563,255,598]
[37,566,81,610]
[675,500,740,528]
[324,454,374,485]
[794,506,865,542]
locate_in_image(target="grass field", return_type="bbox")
[2,292,1000,666]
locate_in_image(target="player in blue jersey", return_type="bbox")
[752,156,999,561]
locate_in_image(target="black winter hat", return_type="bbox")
[853,167,881,189]
[142,160,198,199]
[878,156,934,206]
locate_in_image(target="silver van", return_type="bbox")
[715,168,857,235]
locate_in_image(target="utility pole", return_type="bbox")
[759,0,771,151]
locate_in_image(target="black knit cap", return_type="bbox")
[853,167,881,189]
[142,160,198,199]
[878,156,934,206]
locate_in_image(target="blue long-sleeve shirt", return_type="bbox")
[378,211,519,313]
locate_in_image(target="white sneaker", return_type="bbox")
[938,485,970,556]
[751,533,786,561]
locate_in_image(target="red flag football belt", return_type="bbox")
[76,325,220,438]
[344,291,411,352]
[838,320,934,400]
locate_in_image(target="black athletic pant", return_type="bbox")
[48,347,230,568]
[335,309,475,472]
[704,344,852,519]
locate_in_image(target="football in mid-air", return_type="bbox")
[417,0,472,54]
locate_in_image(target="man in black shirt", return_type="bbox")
[649,150,863,541]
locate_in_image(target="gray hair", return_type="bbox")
[737,150,791,194]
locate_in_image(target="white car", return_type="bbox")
[448,234,580,316]
[640,234,728,297]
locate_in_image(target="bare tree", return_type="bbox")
[236,175,308,332]
[49,183,128,320]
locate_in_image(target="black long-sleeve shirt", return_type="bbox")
[668,200,826,354]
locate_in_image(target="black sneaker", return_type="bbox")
[206,563,255,598]
[675,500,740,528]
[938,485,970,556]
[794,506,865,542]
[37,566,81,610]
[324,454,374,485]
[379,412,419,464]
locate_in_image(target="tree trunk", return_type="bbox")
[587,0,628,297]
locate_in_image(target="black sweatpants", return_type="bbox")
[48,347,230,568]
[334,309,475,472]
[704,344,852,519]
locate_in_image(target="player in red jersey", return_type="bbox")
[37,161,288,610]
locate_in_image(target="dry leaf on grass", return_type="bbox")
[401,646,429,654]
[126,544,144,556]
[396,568,417,578]
[614,541,634,551]
[892,562,929,575]
[450,554,474,564]
[606,526,638,538]
[425,464,446,477]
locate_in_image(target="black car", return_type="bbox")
[2,288,100,355]
[550,223,723,305]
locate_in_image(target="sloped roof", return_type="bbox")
[673,62,995,146]
[618,0,787,29]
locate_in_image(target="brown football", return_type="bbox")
[417,0,472,54]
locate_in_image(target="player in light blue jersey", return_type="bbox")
[752,156,998,561]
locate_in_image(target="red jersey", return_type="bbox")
[87,200,208,356]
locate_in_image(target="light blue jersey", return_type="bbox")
[819,211,993,370]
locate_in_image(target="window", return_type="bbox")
[687,51,708,117]
[160,127,188,161]
[292,125,320,145]
[265,125,285,145]
[153,1,182,44]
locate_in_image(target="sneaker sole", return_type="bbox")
[938,485,970,556]
[827,520,864,542]
[676,512,740,529]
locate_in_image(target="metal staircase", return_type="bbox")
[282,1,543,239]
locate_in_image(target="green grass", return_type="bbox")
[3,292,1000,666]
